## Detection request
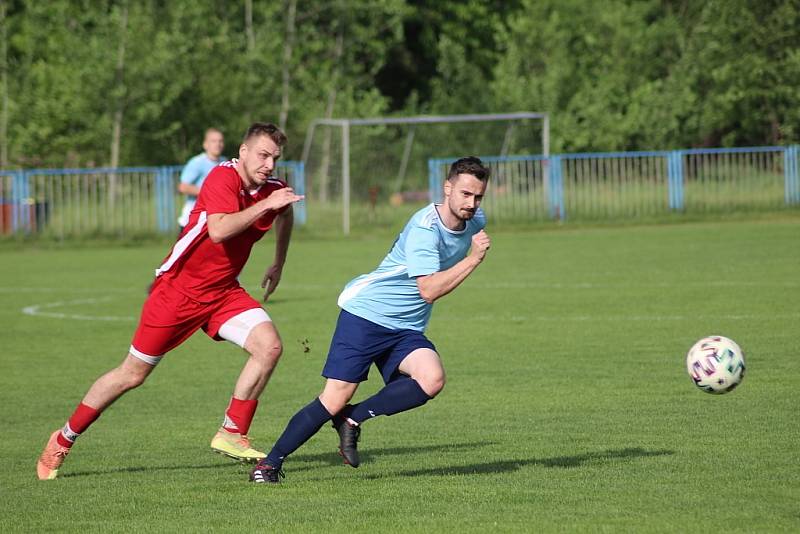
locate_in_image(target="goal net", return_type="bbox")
[300,113,549,234]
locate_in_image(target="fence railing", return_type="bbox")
[0,161,305,238]
[429,146,800,221]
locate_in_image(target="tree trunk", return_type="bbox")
[278,0,296,130]
[245,0,255,53]
[109,1,128,209]
[318,28,343,203]
[0,0,8,168]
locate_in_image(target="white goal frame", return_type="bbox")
[301,112,550,234]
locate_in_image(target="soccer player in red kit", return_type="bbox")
[36,122,304,480]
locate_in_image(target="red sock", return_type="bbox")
[222,398,258,435]
[57,403,102,448]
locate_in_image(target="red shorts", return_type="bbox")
[130,278,265,362]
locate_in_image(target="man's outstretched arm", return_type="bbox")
[207,188,303,244]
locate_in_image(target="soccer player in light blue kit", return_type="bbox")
[250,157,492,483]
[177,128,226,232]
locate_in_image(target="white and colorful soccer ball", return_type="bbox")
[686,335,745,394]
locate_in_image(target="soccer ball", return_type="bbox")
[685,335,745,394]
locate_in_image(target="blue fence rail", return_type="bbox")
[429,145,800,221]
[0,162,305,237]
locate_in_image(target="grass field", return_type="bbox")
[1,216,799,532]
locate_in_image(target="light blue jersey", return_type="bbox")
[338,203,486,332]
[178,153,226,226]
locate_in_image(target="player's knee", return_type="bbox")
[319,383,356,414]
[321,395,350,415]
[119,366,148,391]
[417,372,446,398]
[252,339,283,366]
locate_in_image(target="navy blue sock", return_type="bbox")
[348,376,432,424]
[265,398,332,468]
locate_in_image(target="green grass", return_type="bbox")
[1,216,799,532]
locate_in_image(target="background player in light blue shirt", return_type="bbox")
[177,127,226,231]
[251,157,492,483]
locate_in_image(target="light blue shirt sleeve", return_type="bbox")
[405,225,440,277]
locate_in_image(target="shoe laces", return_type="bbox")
[235,435,252,449]
[41,445,70,469]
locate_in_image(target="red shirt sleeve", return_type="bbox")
[199,167,241,215]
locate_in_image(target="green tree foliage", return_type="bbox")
[0,0,797,168]
[491,0,799,152]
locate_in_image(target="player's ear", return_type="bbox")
[238,143,248,159]
[443,178,452,199]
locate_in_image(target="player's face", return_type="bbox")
[238,135,281,188]
[444,173,486,221]
[203,131,224,159]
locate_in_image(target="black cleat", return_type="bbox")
[249,461,285,484]
[332,416,361,468]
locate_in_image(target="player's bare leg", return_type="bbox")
[396,348,446,398]
[82,354,157,410]
[37,353,155,480]
[235,321,283,400]
[212,321,283,462]
[319,378,359,415]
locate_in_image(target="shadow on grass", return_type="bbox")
[290,441,498,471]
[364,447,675,479]
[61,460,242,478]
[61,442,499,478]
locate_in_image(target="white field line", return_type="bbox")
[21,297,135,321]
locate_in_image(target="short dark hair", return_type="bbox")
[447,156,490,182]
[243,122,287,147]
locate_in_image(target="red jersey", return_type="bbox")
[154,160,287,302]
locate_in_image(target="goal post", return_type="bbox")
[301,112,549,235]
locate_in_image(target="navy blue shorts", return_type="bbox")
[322,310,437,384]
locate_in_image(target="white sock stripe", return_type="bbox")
[61,423,79,442]
[222,415,239,430]
[129,345,162,366]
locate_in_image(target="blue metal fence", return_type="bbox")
[0,162,305,237]
[429,145,800,221]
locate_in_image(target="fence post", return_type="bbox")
[428,159,443,203]
[11,170,31,234]
[784,145,799,205]
[547,155,564,220]
[667,150,684,210]
[293,162,307,225]
[154,167,172,234]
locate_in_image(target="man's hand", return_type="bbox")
[470,230,491,262]
[262,187,304,212]
[261,263,283,302]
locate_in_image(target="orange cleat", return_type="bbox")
[37,430,71,480]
